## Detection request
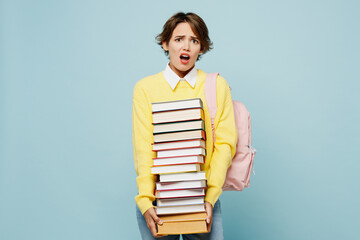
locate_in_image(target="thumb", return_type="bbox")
[149,208,163,225]
[205,202,212,223]
[206,210,212,223]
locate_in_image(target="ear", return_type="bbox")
[162,41,169,51]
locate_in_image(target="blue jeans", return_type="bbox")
[136,200,223,240]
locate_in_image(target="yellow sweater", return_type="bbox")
[132,69,237,214]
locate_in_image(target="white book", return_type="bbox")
[155,204,205,215]
[153,120,204,134]
[153,129,205,143]
[153,139,206,151]
[155,188,205,199]
[155,180,207,191]
[157,196,205,207]
[160,171,206,183]
[157,147,206,158]
[152,108,204,124]
[152,98,203,113]
[151,163,201,175]
[153,155,204,167]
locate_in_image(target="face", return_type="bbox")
[162,22,202,78]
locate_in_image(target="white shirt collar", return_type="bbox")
[163,64,198,90]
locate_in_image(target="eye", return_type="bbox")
[192,39,199,44]
[175,38,181,42]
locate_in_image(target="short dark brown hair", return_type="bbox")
[156,12,213,60]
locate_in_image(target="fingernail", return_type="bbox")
[159,220,163,225]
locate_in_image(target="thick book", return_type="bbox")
[155,188,205,199]
[151,163,201,175]
[155,180,207,191]
[153,130,205,143]
[159,171,206,183]
[157,212,208,235]
[157,147,206,158]
[153,155,204,167]
[155,203,205,215]
[152,98,203,113]
[152,108,204,124]
[152,139,206,151]
[157,196,205,207]
[153,120,205,134]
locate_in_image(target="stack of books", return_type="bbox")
[151,98,208,235]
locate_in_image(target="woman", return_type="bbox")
[132,12,237,239]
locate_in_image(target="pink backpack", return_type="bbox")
[205,73,256,191]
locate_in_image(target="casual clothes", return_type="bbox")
[132,66,237,214]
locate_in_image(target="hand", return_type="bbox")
[204,201,213,232]
[143,207,167,238]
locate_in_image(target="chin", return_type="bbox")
[172,62,195,74]
[175,66,189,72]
[181,64,195,71]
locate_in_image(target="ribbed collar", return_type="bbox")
[162,64,198,90]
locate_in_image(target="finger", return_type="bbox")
[149,209,163,225]
[148,221,158,238]
[207,218,213,232]
[156,234,168,238]
[205,208,212,223]
[207,223,211,232]
[206,211,212,223]
[204,202,213,223]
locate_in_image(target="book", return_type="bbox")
[155,203,205,215]
[156,147,206,158]
[153,130,205,143]
[157,212,208,235]
[157,196,205,207]
[155,180,207,191]
[152,98,203,113]
[150,98,208,235]
[155,188,205,199]
[152,139,206,151]
[153,120,205,134]
[159,171,206,183]
[151,163,201,175]
[152,108,204,124]
[157,219,207,235]
[158,211,207,221]
[153,155,204,167]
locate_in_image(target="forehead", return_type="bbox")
[171,22,198,38]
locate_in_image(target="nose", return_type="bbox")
[182,40,190,51]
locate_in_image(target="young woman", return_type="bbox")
[132,12,237,240]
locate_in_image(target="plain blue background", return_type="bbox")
[1,0,359,239]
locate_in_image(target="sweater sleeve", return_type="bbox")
[204,76,237,206]
[132,82,157,214]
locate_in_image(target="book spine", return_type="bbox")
[151,98,207,234]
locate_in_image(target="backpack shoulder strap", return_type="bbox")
[204,72,219,143]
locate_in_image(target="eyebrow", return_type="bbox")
[174,35,199,39]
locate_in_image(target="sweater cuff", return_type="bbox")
[135,196,154,215]
[204,186,222,207]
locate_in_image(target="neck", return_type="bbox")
[169,63,194,78]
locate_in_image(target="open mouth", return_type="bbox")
[180,54,190,64]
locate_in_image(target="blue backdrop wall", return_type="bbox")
[1,0,359,239]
